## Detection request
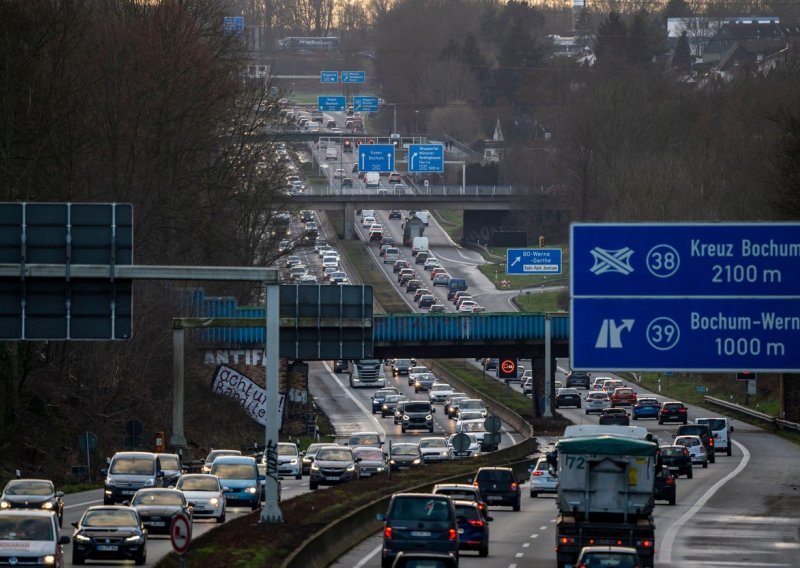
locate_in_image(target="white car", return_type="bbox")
[447,433,481,459]
[300,274,317,283]
[458,398,487,418]
[674,435,709,468]
[423,257,440,271]
[585,391,612,414]
[529,456,558,498]
[369,223,383,233]
[429,383,454,404]
[407,365,430,386]
[418,437,451,463]
[362,216,376,228]
[175,474,226,522]
[455,411,485,430]
[322,255,339,269]
[0,510,69,563]
[276,442,302,480]
[285,255,302,267]
[458,301,477,312]
[456,418,488,443]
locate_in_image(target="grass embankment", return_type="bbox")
[339,240,411,314]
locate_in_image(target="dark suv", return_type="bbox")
[676,423,716,464]
[377,493,459,568]
[472,467,521,511]
[392,359,414,376]
[402,401,435,433]
[565,371,591,389]
[658,401,688,424]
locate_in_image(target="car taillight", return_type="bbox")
[683,448,689,456]
[532,471,544,476]
[666,477,674,485]
[384,527,392,538]
[468,519,484,527]
[448,529,457,540]
[511,482,518,490]
[637,539,654,549]
[472,481,479,488]
[678,408,687,413]
[709,438,714,447]
[559,536,575,545]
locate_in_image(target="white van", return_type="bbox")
[695,417,733,456]
[325,146,338,161]
[415,210,430,226]
[360,209,375,222]
[365,172,380,189]
[412,236,429,256]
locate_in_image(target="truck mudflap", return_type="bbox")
[555,516,655,568]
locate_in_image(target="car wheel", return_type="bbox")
[669,494,676,506]
[702,462,708,469]
[683,419,688,424]
[585,410,589,415]
[135,550,147,566]
[479,544,489,557]
[633,415,638,420]
[687,469,693,479]
[513,499,521,512]
[401,427,406,433]
[72,551,85,565]
[429,427,434,433]
[295,473,302,480]
[577,403,581,409]
[530,491,538,498]
[103,497,114,505]
[217,512,226,523]
[251,501,260,511]
[309,481,318,490]
[658,419,663,425]
[727,446,732,456]
[710,454,716,463]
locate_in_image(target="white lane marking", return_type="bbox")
[522,542,530,548]
[530,534,539,538]
[539,525,548,530]
[659,438,751,565]
[509,564,518,568]
[65,499,102,510]
[353,543,383,568]
[515,552,524,558]
[431,251,480,266]
[322,362,386,437]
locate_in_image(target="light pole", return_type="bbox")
[415,110,419,137]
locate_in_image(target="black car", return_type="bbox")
[71,506,147,565]
[377,493,459,568]
[402,401,435,432]
[381,236,395,247]
[658,401,689,424]
[554,388,582,409]
[653,468,677,506]
[472,467,521,511]
[334,359,349,373]
[130,488,192,535]
[392,359,414,376]
[309,447,360,490]
[381,394,407,418]
[659,444,693,479]
[482,358,498,371]
[393,260,409,273]
[676,423,716,464]
[388,210,402,220]
[453,499,491,557]
[599,408,630,425]
[565,371,591,389]
[389,443,422,471]
[406,279,421,293]
[0,478,65,528]
[372,388,401,413]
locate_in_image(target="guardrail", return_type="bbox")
[705,396,800,431]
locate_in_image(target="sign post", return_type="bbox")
[170,512,191,565]
[570,223,800,371]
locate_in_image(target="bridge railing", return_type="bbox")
[306,185,516,197]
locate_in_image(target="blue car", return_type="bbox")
[453,499,491,557]
[210,456,263,510]
[632,398,661,420]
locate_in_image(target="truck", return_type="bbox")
[348,359,386,388]
[553,435,658,568]
[402,216,425,246]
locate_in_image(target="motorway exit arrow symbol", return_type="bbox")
[510,257,520,267]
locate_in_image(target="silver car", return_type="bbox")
[674,435,709,468]
[529,457,558,498]
[585,391,612,414]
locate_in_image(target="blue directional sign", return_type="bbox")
[506,248,562,275]
[571,223,800,297]
[570,222,800,372]
[358,144,395,172]
[318,96,346,112]
[341,71,366,84]
[570,298,800,372]
[320,71,339,84]
[223,16,244,34]
[408,144,444,173]
[353,96,379,112]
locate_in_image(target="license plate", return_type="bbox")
[668,466,679,471]
[121,490,135,495]
[487,496,502,501]
[458,528,465,534]
[410,531,431,537]
[361,472,372,477]
[325,476,339,481]
[148,521,165,527]
[97,545,118,551]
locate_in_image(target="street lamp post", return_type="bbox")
[415,110,419,137]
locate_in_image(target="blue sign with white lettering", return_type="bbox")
[506,248,562,275]
[318,96,346,112]
[353,96,379,112]
[570,298,800,372]
[341,71,366,83]
[320,71,339,83]
[223,16,244,34]
[408,144,444,173]
[358,144,395,172]
[571,223,800,297]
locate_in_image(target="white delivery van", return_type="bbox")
[415,210,430,226]
[365,172,380,189]
[360,209,375,222]
[695,417,733,456]
[325,146,338,161]
[412,236,429,256]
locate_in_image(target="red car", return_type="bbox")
[610,387,637,407]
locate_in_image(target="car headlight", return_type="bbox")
[143,479,156,487]
[43,554,56,565]
[245,486,257,494]
[105,477,116,486]
[125,535,144,543]
[311,463,320,471]
[40,501,54,510]
[74,534,91,542]
[376,467,384,472]
[346,465,356,472]
[0,501,10,509]
[403,415,409,421]
[290,458,298,465]
[389,459,396,465]
[209,497,220,506]
[426,415,432,420]
[302,457,312,464]
[412,459,421,465]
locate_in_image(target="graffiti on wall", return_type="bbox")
[210,365,285,425]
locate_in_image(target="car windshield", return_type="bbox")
[395,359,412,366]
[391,497,450,521]
[405,403,431,413]
[410,367,428,374]
[417,373,435,382]
[437,488,477,500]
[350,435,380,446]
[431,385,450,392]
[211,464,254,479]
[663,404,683,410]
[454,504,481,521]
[392,445,419,457]
[205,450,240,464]
[316,449,353,461]
[660,447,685,457]
[385,395,402,403]
[460,400,484,410]
[82,509,139,528]
[0,516,54,541]
[4,481,53,496]
[676,437,700,447]
[355,449,384,461]
[462,422,486,433]
[132,491,184,506]
[420,439,447,449]
[159,456,180,470]
[278,444,297,456]
[581,552,640,567]
[110,457,154,475]
[176,476,219,492]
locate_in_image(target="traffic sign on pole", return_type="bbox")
[358,144,394,172]
[317,96,346,112]
[408,144,444,173]
[353,96,379,112]
[498,358,517,380]
[170,513,191,554]
[320,71,338,83]
[341,71,365,83]
[506,248,562,275]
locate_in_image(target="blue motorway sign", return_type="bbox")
[570,298,800,372]
[223,16,244,34]
[358,144,394,172]
[320,71,339,83]
[341,71,366,83]
[318,96,346,112]
[408,144,444,173]
[571,223,800,297]
[353,96,379,112]
[507,248,562,275]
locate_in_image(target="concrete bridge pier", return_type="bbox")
[344,202,356,240]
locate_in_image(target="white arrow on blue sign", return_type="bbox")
[341,71,365,83]
[320,71,338,83]
[358,144,395,172]
[354,96,379,112]
[318,96,346,111]
[408,144,444,173]
[506,248,562,275]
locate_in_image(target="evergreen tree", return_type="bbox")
[595,12,629,64]
[664,0,693,19]
[672,31,692,71]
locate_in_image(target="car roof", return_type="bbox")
[0,509,58,518]
[212,455,256,464]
